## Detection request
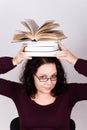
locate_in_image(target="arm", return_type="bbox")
[74,59,87,76]
[56,42,87,76]
[0,57,15,74]
[0,78,21,98]
[0,44,32,74]
[0,44,31,98]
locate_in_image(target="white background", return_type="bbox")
[0,0,87,130]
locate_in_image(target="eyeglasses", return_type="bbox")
[34,73,57,82]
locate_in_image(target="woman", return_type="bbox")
[0,43,87,130]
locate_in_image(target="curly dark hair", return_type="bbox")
[20,57,67,97]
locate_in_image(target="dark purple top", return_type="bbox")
[0,57,87,130]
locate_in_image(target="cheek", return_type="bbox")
[33,77,42,89]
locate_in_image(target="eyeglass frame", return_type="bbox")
[34,73,57,82]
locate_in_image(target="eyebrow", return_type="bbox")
[37,72,57,76]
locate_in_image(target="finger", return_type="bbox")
[58,42,67,51]
[20,43,27,52]
[20,52,32,60]
[56,51,66,57]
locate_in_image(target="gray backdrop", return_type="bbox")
[0,0,87,130]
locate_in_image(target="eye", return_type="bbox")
[52,74,57,78]
[39,75,47,80]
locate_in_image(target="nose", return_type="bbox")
[46,78,52,84]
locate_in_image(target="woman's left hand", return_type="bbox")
[56,42,78,65]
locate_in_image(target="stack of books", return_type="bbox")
[24,40,59,57]
[12,19,66,57]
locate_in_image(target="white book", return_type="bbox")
[25,51,58,57]
[24,40,59,57]
[24,40,59,52]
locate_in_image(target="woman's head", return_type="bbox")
[20,57,67,97]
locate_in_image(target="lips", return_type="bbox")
[43,86,52,91]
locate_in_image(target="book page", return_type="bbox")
[36,20,59,35]
[12,19,67,42]
[24,19,39,34]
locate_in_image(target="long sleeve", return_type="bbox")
[0,57,20,98]
[74,58,87,76]
[0,57,16,74]
[0,78,21,99]
[68,58,87,103]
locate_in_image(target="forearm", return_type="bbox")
[0,57,16,74]
[74,59,87,76]
[56,43,87,76]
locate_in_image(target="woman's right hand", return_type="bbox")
[12,43,32,65]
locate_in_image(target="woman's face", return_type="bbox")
[33,63,57,95]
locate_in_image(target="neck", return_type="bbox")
[35,92,52,98]
[32,92,56,106]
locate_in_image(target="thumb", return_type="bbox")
[58,42,67,51]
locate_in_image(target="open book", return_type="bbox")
[12,19,67,42]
